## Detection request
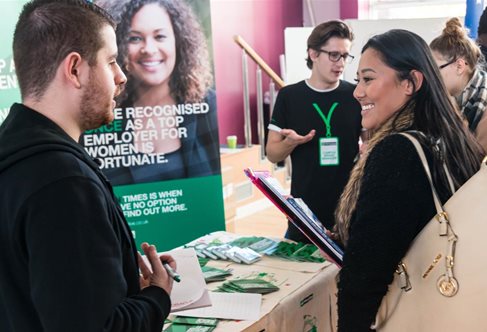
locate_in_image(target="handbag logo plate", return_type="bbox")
[436,275,458,297]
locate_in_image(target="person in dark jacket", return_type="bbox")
[0,1,175,331]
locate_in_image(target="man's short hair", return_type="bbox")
[306,20,354,69]
[13,0,115,100]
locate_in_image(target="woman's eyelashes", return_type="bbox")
[354,76,373,84]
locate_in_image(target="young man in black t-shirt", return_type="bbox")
[266,20,362,242]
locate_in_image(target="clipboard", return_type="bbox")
[244,168,343,267]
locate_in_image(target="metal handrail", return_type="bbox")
[256,68,265,157]
[241,51,252,147]
[234,35,285,89]
[234,35,285,154]
[234,36,291,183]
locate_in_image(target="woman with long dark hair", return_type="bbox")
[334,29,483,331]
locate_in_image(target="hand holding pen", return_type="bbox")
[163,262,181,283]
[138,242,178,294]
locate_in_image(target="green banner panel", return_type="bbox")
[114,175,224,251]
[0,0,26,121]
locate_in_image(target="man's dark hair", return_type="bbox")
[306,20,354,69]
[13,0,115,100]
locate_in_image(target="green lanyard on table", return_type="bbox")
[312,102,338,137]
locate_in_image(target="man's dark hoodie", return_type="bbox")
[0,103,170,332]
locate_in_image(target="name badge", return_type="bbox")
[320,137,339,166]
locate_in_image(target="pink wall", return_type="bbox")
[340,0,359,19]
[210,0,303,145]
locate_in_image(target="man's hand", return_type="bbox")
[138,242,176,295]
[266,128,316,163]
[280,128,316,147]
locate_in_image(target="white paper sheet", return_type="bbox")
[174,292,262,321]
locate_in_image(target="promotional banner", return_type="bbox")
[2,0,225,251]
[0,1,25,122]
[88,0,224,250]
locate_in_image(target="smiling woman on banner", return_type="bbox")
[102,0,219,185]
[333,29,483,331]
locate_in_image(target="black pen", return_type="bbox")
[163,262,181,283]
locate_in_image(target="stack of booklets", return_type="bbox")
[163,317,218,332]
[271,242,325,263]
[201,266,233,283]
[229,236,280,255]
[190,243,263,264]
[244,168,344,268]
[217,278,279,294]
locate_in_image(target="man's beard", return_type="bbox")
[79,70,113,131]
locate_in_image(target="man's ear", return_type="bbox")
[309,48,320,63]
[63,52,83,89]
[405,70,424,95]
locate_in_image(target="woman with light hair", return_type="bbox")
[430,17,487,152]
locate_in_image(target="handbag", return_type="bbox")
[372,132,487,331]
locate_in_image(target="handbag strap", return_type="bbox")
[443,164,456,195]
[399,133,459,297]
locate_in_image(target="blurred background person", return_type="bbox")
[430,17,487,153]
[477,5,487,65]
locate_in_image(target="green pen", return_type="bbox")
[163,262,181,283]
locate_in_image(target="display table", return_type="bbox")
[206,256,338,332]
[166,231,340,332]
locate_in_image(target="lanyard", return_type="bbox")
[313,102,338,137]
